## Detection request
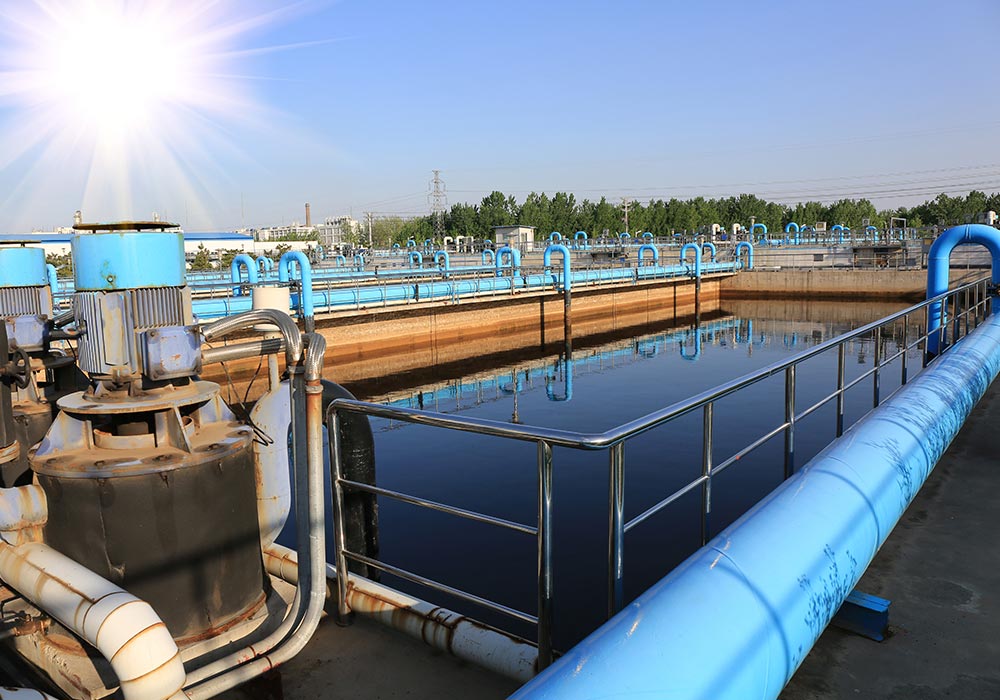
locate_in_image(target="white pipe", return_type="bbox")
[249,380,292,547]
[262,543,538,682]
[0,541,186,700]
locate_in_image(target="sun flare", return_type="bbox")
[0,1,301,228]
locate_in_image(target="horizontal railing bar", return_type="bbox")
[344,551,539,625]
[340,479,537,536]
[795,388,840,423]
[712,422,790,475]
[624,475,709,533]
[327,277,989,450]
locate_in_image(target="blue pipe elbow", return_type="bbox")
[549,231,562,241]
[45,263,58,292]
[543,244,571,292]
[496,246,522,278]
[482,249,495,265]
[637,244,659,265]
[434,250,451,278]
[735,241,754,270]
[680,243,702,278]
[409,251,423,268]
[702,241,717,262]
[278,251,314,321]
[230,254,258,296]
[926,224,1000,356]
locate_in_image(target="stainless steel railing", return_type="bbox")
[325,276,992,671]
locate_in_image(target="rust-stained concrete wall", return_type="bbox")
[720,269,985,302]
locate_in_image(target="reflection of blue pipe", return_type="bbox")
[680,243,701,278]
[702,242,717,262]
[482,249,495,265]
[230,254,258,296]
[549,232,562,241]
[278,251,313,320]
[409,251,423,268]
[679,328,701,361]
[637,244,659,265]
[927,224,1000,355]
[734,319,754,345]
[512,313,1000,700]
[545,358,573,401]
[543,244,571,292]
[734,241,754,270]
[46,263,58,292]
[783,332,798,348]
[434,250,450,278]
[496,246,522,277]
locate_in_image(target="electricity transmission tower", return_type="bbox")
[428,169,447,240]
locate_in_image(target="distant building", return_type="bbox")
[254,215,360,248]
[491,225,537,252]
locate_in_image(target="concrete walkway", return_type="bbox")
[783,376,1000,699]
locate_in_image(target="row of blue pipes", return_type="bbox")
[191,243,754,320]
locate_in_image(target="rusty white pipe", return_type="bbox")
[0,541,186,700]
[0,485,46,535]
[262,544,538,683]
[184,335,327,699]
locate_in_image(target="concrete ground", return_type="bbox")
[782,377,1000,699]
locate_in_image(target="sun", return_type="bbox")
[0,1,312,228]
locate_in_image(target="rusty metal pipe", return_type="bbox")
[201,310,302,365]
[261,543,538,682]
[183,334,326,699]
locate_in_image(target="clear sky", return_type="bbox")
[0,0,998,231]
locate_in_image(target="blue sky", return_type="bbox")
[0,0,998,230]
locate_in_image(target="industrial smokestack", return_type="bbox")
[305,202,311,228]
[73,210,82,225]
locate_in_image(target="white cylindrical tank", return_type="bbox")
[252,285,292,332]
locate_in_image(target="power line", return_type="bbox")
[428,169,447,239]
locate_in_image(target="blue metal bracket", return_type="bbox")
[832,589,890,641]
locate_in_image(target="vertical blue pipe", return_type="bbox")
[926,223,1000,356]
[409,251,423,268]
[637,244,659,265]
[482,249,495,265]
[734,241,754,270]
[45,263,58,292]
[333,254,347,267]
[355,254,365,271]
[434,250,451,278]
[230,254,258,296]
[680,243,702,278]
[406,239,416,248]
[278,251,314,321]
[496,246,522,278]
[831,224,845,245]
[752,223,769,245]
[543,244,571,291]
[702,242,717,262]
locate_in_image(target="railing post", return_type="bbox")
[901,314,908,386]
[329,409,353,624]
[607,444,625,619]
[784,365,795,479]
[872,326,882,408]
[536,440,554,671]
[923,304,931,368]
[701,403,713,546]
[836,344,846,437]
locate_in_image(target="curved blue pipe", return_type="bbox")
[45,263,58,292]
[406,239,416,248]
[484,239,493,247]
[549,231,562,241]
[355,254,365,271]
[230,254,258,296]
[680,243,702,278]
[512,312,1000,700]
[734,241,754,270]
[409,251,423,268]
[392,243,401,250]
[866,225,878,243]
[256,256,275,276]
[482,249,495,265]
[831,224,845,245]
[637,244,659,265]
[278,251,314,320]
[433,250,450,278]
[574,231,588,241]
[641,232,653,240]
[927,223,1000,355]
[333,255,347,267]
[784,222,799,233]
[751,223,768,245]
[424,239,432,250]
[495,246,522,278]
[543,244,571,292]
[545,359,573,402]
[701,241,717,262]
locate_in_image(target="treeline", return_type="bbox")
[360,189,1000,248]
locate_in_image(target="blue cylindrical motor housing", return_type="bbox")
[72,232,185,290]
[0,248,48,288]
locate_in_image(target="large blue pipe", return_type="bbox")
[434,250,450,278]
[230,254,258,296]
[512,312,1000,700]
[701,241,717,262]
[637,244,659,265]
[549,231,562,241]
[409,251,423,268]
[278,250,313,320]
[45,263,58,292]
[482,249,495,265]
[496,246,522,277]
[735,241,754,270]
[679,242,701,278]
[831,224,845,245]
[751,223,768,245]
[927,224,1000,355]
[543,244,571,292]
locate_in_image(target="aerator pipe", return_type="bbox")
[513,311,1000,700]
[482,248,495,265]
[262,543,538,682]
[184,336,326,699]
[735,241,754,270]
[701,241,717,262]
[679,243,702,278]
[333,255,347,267]
[434,250,450,278]
[831,224,845,245]
[278,251,314,331]
[229,254,258,296]
[637,243,659,265]
[927,224,1000,356]
[408,251,423,268]
[548,232,562,241]
[543,244,571,293]
[45,264,58,292]
[256,256,274,275]
[495,246,522,277]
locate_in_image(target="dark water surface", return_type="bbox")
[323,298,918,649]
